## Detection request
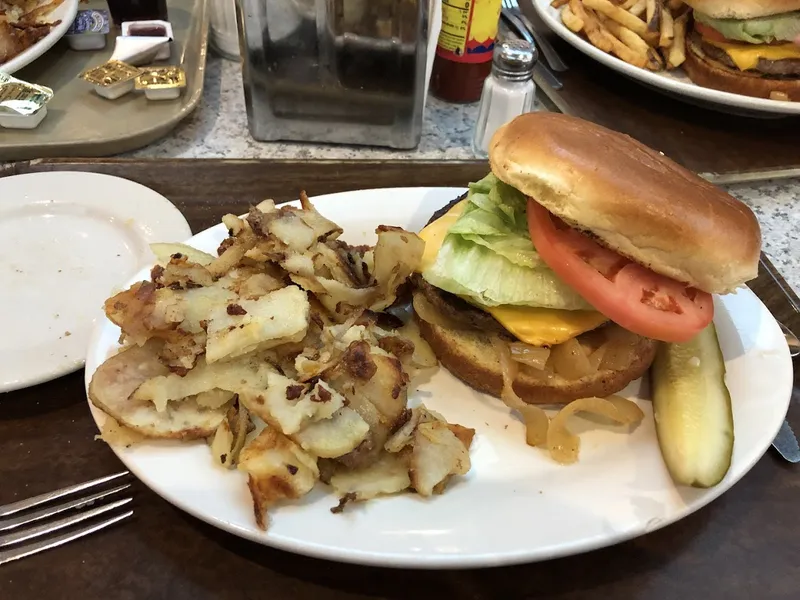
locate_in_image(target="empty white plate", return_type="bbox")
[0,171,191,393]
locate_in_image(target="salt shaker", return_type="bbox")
[472,40,537,157]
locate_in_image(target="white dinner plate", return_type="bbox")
[532,0,800,116]
[1,0,79,75]
[0,171,191,393]
[84,187,793,569]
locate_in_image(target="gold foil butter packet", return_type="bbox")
[135,66,186,90]
[0,72,53,116]
[80,60,142,87]
[135,65,186,100]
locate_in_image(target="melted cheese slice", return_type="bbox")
[704,38,800,71]
[416,198,607,346]
[483,305,608,347]
[418,199,467,272]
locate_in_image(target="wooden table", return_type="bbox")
[1,160,798,600]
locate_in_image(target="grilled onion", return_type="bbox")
[492,337,549,447]
[547,395,644,464]
[509,342,551,370]
[550,338,595,379]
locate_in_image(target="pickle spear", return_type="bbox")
[651,322,734,488]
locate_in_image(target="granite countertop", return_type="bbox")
[127,56,800,295]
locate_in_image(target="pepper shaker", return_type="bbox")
[472,39,537,158]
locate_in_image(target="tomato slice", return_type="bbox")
[694,22,731,44]
[526,200,713,343]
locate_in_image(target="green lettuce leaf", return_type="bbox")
[421,173,593,311]
[695,11,800,44]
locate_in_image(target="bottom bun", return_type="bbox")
[683,37,800,101]
[414,292,657,404]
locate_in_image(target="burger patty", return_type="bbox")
[427,192,467,225]
[413,274,509,336]
[693,32,800,77]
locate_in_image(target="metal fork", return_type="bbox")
[502,0,569,72]
[0,472,132,565]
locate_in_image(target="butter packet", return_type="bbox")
[66,9,111,51]
[80,60,142,100]
[135,65,186,100]
[0,72,53,129]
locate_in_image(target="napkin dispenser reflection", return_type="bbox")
[236,0,433,149]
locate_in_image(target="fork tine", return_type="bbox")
[0,471,129,518]
[0,484,131,532]
[0,510,133,566]
[0,497,132,547]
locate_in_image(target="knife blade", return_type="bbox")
[773,419,800,463]
[758,255,799,463]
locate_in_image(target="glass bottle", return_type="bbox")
[472,39,537,157]
[430,0,503,103]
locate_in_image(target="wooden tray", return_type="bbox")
[0,0,208,161]
[0,158,797,599]
[523,5,800,184]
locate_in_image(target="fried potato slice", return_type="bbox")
[89,342,228,439]
[238,427,320,529]
[210,400,252,468]
[206,285,310,363]
[150,242,215,266]
[132,352,276,411]
[329,451,411,503]
[410,420,473,496]
[324,341,410,469]
[292,406,370,458]
[94,415,146,448]
[240,375,344,436]
[370,226,425,311]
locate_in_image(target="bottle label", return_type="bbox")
[436,0,501,64]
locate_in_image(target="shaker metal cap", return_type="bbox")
[492,39,536,81]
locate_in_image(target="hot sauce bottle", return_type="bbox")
[430,0,502,103]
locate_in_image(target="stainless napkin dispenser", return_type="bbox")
[236,0,432,149]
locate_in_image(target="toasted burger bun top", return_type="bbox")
[488,113,761,294]
[682,0,800,19]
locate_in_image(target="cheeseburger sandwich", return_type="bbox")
[413,113,761,404]
[682,0,800,100]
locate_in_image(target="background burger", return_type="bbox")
[682,0,800,100]
[412,113,761,404]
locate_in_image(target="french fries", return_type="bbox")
[571,0,613,53]
[629,0,646,17]
[583,0,651,38]
[645,0,657,26]
[558,0,688,72]
[599,15,663,70]
[562,6,585,32]
[659,6,674,47]
[667,12,688,68]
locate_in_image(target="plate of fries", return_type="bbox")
[534,0,800,115]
